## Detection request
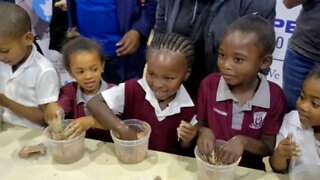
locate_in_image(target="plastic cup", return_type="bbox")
[194,140,241,180]
[110,119,151,164]
[44,119,85,164]
[289,164,320,180]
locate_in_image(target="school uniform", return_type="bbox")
[0,45,60,129]
[101,78,196,154]
[196,73,286,170]
[276,111,320,173]
[58,80,114,141]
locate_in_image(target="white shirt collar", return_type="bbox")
[137,78,194,121]
[10,45,36,80]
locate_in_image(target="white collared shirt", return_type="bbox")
[101,78,194,121]
[276,111,320,172]
[0,45,60,129]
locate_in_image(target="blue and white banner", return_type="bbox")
[267,0,301,87]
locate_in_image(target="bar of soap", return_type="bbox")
[18,143,46,158]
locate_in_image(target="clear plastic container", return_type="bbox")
[44,119,85,164]
[289,164,320,180]
[110,119,151,164]
[194,140,241,180]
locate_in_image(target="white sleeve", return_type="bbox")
[101,83,125,114]
[36,69,60,105]
[275,113,291,148]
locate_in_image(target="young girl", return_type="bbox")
[46,37,114,141]
[87,33,197,155]
[196,15,286,170]
[270,66,320,172]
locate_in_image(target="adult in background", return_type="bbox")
[282,0,320,111]
[66,0,157,84]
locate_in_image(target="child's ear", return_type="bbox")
[23,32,34,46]
[183,68,192,81]
[260,55,272,70]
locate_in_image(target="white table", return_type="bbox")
[0,124,290,180]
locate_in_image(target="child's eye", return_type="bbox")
[299,94,305,100]
[77,71,84,74]
[0,49,9,54]
[312,101,320,108]
[92,68,98,72]
[234,57,243,63]
[218,52,225,59]
[147,72,155,78]
[164,77,174,81]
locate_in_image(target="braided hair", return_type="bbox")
[148,33,195,68]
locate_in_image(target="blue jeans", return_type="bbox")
[283,47,320,111]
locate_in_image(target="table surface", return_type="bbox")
[0,124,290,180]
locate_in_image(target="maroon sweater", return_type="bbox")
[58,81,114,142]
[122,79,196,155]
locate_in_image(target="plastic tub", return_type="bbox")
[110,119,151,164]
[44,119,85,164]
[289,164,320,180]
[194,140,241,180]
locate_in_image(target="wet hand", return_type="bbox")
[115,121,138,140]
[116,30,141,56]
[64,117,94,139]
[177,121,197,142]
[44,102,62,123]
[276,133,301,160]
[197,128,215,156]
[218,136,244,165]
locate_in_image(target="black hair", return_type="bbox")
[306,65,320,80]
[62,37,104,70]
[148,33,195,68]
[0,2,31,37]
[226,14,275,56]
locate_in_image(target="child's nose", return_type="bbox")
[84,72,93,79]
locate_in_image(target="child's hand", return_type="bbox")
[0,93,9,107]
[115,121,138,140]
[116,29,141,56]
[64,117,94,139]
[276,133,301,160]
[218,136,244,165]
[197,127,216,156]
[54,0,67,11]
[44,102,61,123]
[177,121,197,143]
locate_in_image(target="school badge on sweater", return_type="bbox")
[249,112,267,129]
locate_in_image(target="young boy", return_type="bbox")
[87,33,197,155]
[196,15,286,170]
[0,3,60,129]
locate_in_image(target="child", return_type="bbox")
[0,3,60,129]
[270,66,320,172]
[87,33,197,155]
[196,15,286,170]
[46,37,114,141]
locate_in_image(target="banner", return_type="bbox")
[267,0,301,87]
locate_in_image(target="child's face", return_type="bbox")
[297,77,320,127]
[217,30,271,87]
[68,50,104,95]
[0,33,33,66]
[146,49,190,101]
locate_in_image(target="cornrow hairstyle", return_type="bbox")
[306,65,320,80]
[148,33,195,68]
[62,37,104,70]
[227,14,276,56]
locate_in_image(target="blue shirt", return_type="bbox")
[76,0,121,57]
